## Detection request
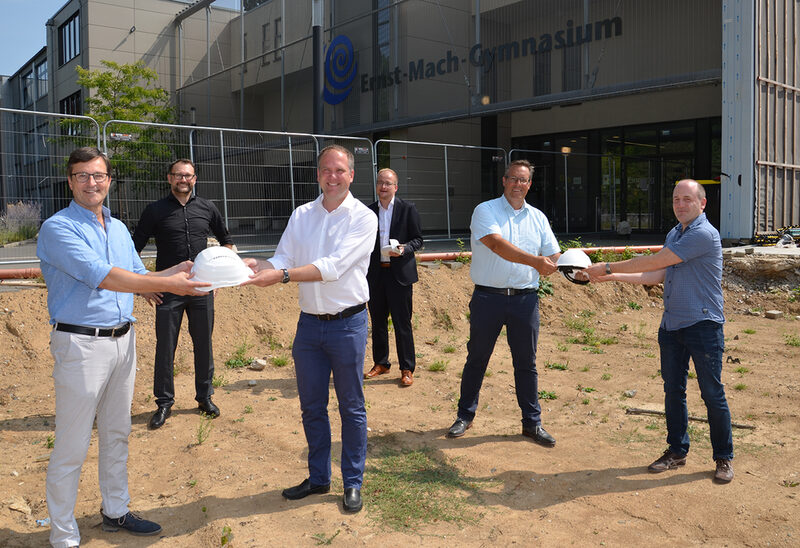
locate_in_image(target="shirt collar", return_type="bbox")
[501,195,531,215]
[69,200,111,223]
[379,196,395,211]
[168,192,195,206]
[315,191,356,213]
[675,212,706,234]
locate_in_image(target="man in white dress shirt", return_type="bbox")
[244,145,376,513]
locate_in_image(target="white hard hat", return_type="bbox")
[190,246,251,291]
[557,248,592,285]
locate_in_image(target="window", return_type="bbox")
[59,12,80,66]
[22,71,34,107]
[261,22,270,65]
[372,0,391,122]
[562,45,581,92]
[533,51,551,96]
[274,17,282,61]
[59,91,81,135]
[36,61,48,99]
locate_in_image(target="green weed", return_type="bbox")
[429,360,448,372]
[271,355,289,367]
[784,333,800,347]
[196,415,214,445]
[225,341,254,369]
[538,390,557,400]
[545,361,569,370]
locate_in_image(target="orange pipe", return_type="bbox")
[0,268,42,279]
[417,246,662,262]
[579,246,663,254]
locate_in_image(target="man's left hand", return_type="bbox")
[388,245,405,257]
[140,292,163,306]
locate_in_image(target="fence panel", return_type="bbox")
[375,139,506,239]
[0,108,100,264]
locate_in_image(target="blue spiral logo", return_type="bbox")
[324,35,357,105]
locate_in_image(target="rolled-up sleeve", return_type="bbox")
[312,208,377,282]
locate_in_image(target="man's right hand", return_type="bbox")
[534,256,558,276]
[166,271,211,295]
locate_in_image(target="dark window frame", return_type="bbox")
[58,12,80,66]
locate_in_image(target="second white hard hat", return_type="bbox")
[556,248,592,285]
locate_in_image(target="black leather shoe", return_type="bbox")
[197,398,220,418]
[148,406,171,430]
[342,488,362,512]
[282,478,331,500]
[446,418,472,438]
[522,425,556,447]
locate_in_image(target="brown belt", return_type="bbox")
[380,262,391,268]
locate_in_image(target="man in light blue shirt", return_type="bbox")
[37,147,208,548]
[582,179,734,483]
[446,159,561,446]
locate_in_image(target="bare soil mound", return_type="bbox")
[1,262,799,547]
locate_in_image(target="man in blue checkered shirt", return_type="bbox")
[581,179,734,483]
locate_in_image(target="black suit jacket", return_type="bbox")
[367,197,423,286]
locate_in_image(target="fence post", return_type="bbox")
[443,145,452,239]
[218,130,229,229]
[288,136,296,210]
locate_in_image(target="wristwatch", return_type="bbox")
[605,262,612,275]
[281,268,290,283]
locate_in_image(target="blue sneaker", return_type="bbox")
[100,510,162,536]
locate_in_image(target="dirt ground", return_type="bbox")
[1,257,799,547]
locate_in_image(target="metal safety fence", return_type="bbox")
[374,139,507,239]
[0,107,377,264]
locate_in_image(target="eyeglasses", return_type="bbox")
[506,176,530,184]
[377,181,397,187]
[170,173,196,180]
[71,172,109,183]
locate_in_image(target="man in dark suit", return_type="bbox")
[365,168,423,386]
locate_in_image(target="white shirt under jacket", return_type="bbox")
[268,192,377,315]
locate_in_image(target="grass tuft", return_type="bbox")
[363,447,492,530]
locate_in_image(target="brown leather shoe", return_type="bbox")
[714,459,734,483]
[400,370,413,386]
[648,449,687,472]
[365,364,390,379]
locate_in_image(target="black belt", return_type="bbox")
[54,322,131,338]
[475,285,537,296]
[307,303,366,321]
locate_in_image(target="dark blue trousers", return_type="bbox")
[457,288,543,428]
[658,320,733,460]
[291,309,368,489]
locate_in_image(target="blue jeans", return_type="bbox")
[457,288,542,428]
[291,309,368,489]
[658,320,733,460]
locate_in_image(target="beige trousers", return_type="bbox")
[46,327,136,548]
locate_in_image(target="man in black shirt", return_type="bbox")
[133,159,234,429]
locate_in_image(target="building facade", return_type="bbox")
[1,0,798,241]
